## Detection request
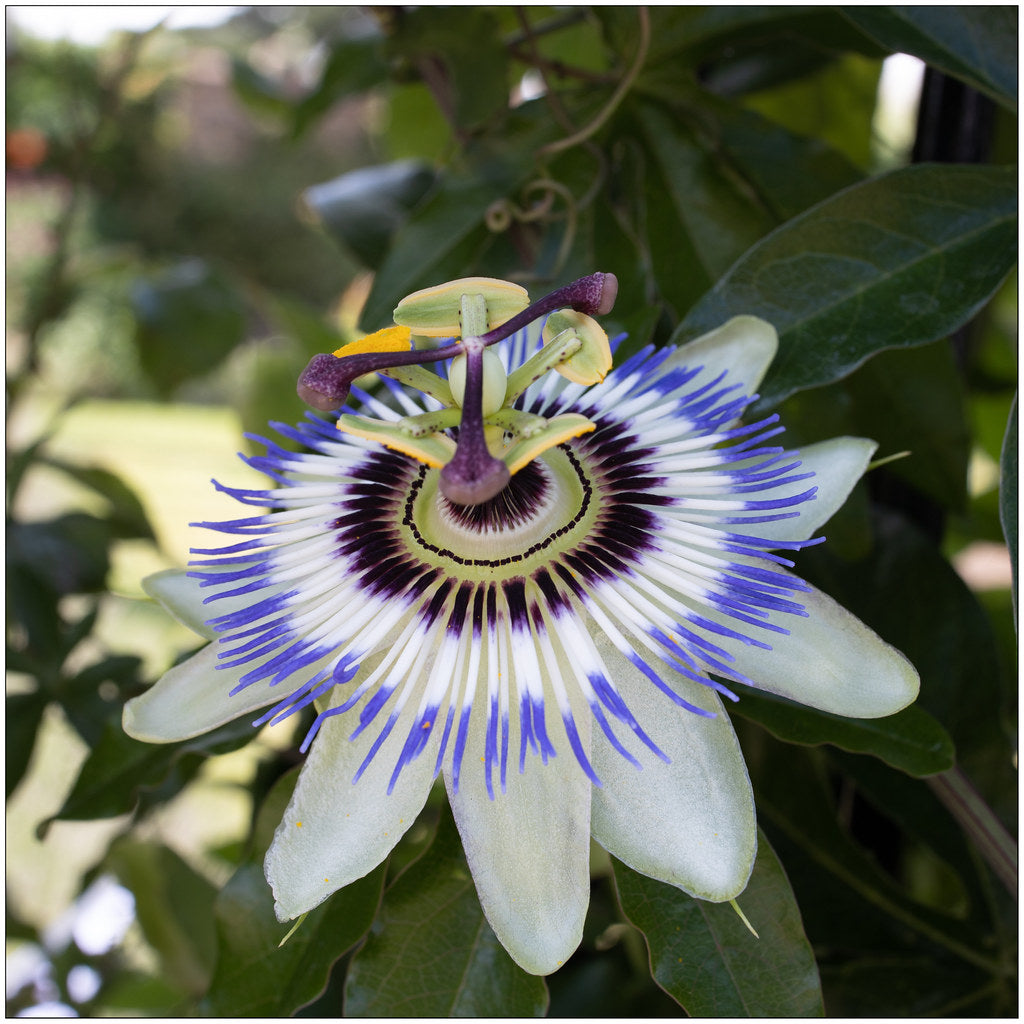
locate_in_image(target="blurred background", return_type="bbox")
[6,5,1016,1017]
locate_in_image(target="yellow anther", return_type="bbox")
[333,324,412,358]
[542,309,613,385]
[394,277,529,337]
[504,414,596,475]
[337,414,457,468]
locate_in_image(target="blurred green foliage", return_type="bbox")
[6,5,1017,1018]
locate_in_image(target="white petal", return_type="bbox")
[588,634,756,901]
[265,696,438,920]
[666,315,778,394]
[444,724,592,976]
[719,576,920,717]
[143,567,274,640]
[122,642,279,742]
[739,437,878,544]
[142,569,217,639]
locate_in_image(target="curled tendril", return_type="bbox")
[485,178,579,280]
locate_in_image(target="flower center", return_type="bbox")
[402,445,596,580]
[295,273,618,506]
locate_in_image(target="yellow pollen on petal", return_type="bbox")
[333,324,412,357]
[296,821,303,827]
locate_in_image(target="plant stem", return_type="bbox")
[539,6,650,157]
[926,766,1018,900]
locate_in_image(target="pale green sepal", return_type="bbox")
[444,726,592,975]
[122,642,279,743]
[737,437,878,544]
[718,574,920,718]
[142,568,269,641]
[589,634,757,902]
[265,696,437,920]
[667,315,778,395]
[142,569,218,640]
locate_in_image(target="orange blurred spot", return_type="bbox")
[7,127,47,171]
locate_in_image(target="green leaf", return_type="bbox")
[303,161,436,269]
[826,750,995,933]
[40,459,155,540]
[59,654,144,747]
[228,337,309,457]
[740,52,883,172]
[779,339,971,513]
[999,394,1017,611]
[841,6,1018,112]
[6,562,64,660]
[96,969,191,1016]
[6,691,48,797]
[676,163,1018,409]
[359,96,584,329]
[599,7,883,80]
[636,66,868,214]
[797,511,1013,820]
[292,37,388,137]
[44,709,255,830]
[131,259,247,395]
[202,772,386,1017]
[614,831,823,1017]
[841,341,970,509]
[704,98,864,222]
[752,743,995,974]
[230,57,294,121]
[820,954,1006,1017]
[106,839,219,998]
[636,101,775,318]
[729,686,954,778]
[359,171,509,331]
[6,434,49,510]
[384,82,454,162]
[385,7,510,131]
[344,805,548,1017]
[7,512,113,595]
[263,293,347,355]
[203,862,384,1016]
